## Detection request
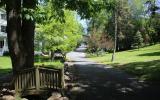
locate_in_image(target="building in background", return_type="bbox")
[0,8,8,56]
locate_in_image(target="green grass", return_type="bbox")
[0,56,12,69]
[0,55,64,75]
[34,61,64,69]
[88,44,160,81]
[0,56,12,74]
[34,55,64,69]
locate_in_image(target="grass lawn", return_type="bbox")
[88,44,160,81]
[0,56,12,74]
[0,55,64,75]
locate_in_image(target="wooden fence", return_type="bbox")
[14,67,64,96]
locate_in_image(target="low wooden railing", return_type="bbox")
[14,67,64,96]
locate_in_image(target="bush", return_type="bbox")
[35,61,64,69]
[34,55,50,62]
[3,51,10,56]
[132,31,143,49]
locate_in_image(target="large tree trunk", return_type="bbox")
[21,0,36,69]
[6,0,22,73]
[6,0,36,74]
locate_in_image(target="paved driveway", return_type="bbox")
[65,48,160,100]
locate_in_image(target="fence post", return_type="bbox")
[14,74,18,93]
[60,68,65,88]
[35,67,40,90]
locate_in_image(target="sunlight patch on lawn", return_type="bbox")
[0,56,12,69]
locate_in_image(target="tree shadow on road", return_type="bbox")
[65,62,160,100]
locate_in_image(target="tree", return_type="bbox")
[111,3,117,62]
[21,0,36,69]
[1,0,104,73]
[145,0,160,44]
[133,31,143,49]
[4,0,36,73]
[87,0,115,49]
[6,0,23,73]
[36,8,83,59]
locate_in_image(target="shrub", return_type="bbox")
[132,31,143,49]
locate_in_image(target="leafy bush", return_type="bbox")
[35,61,63,69]
[34,55,51,62]
[132,31,143,49]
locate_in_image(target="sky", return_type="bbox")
[156,0,160,13]
[76,14,88,34]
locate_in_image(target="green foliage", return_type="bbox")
[146,0,159,17]
[0,0,5,7]
[88,0,134,51]
[132,31,144,49]
[34,55,51,62]
[35,61,63,69]
[1,0,104,22]
[87,0,160,51]
[36,0,105,22]
[35,3,83,52]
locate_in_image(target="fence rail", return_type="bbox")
[14,67,64,96]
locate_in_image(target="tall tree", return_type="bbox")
[111,2,117,62]
[5,0,36,73]
[1,0,104,73]
[21,0,36,69]
[36,8,83,56]
[6,0,22,73]
[133,31,144,49]
[146,0,160,44]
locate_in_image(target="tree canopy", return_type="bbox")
[1,0,159,71]
[35,7,83,52]
[87,0,160,51]
[0,0,113,72]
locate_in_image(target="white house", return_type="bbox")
[0,8,8,56]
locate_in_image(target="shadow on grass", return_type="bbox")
[0,68,12,75]
[113,60,160,82]
[0,68,13,88]
[138,51,160,56]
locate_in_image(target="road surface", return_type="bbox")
[65,48,160,100]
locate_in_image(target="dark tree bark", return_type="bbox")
[6,0,36,74]
[21,0,36,69]
[6,0,22,73]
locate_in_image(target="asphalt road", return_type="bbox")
[65,48,160,100]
